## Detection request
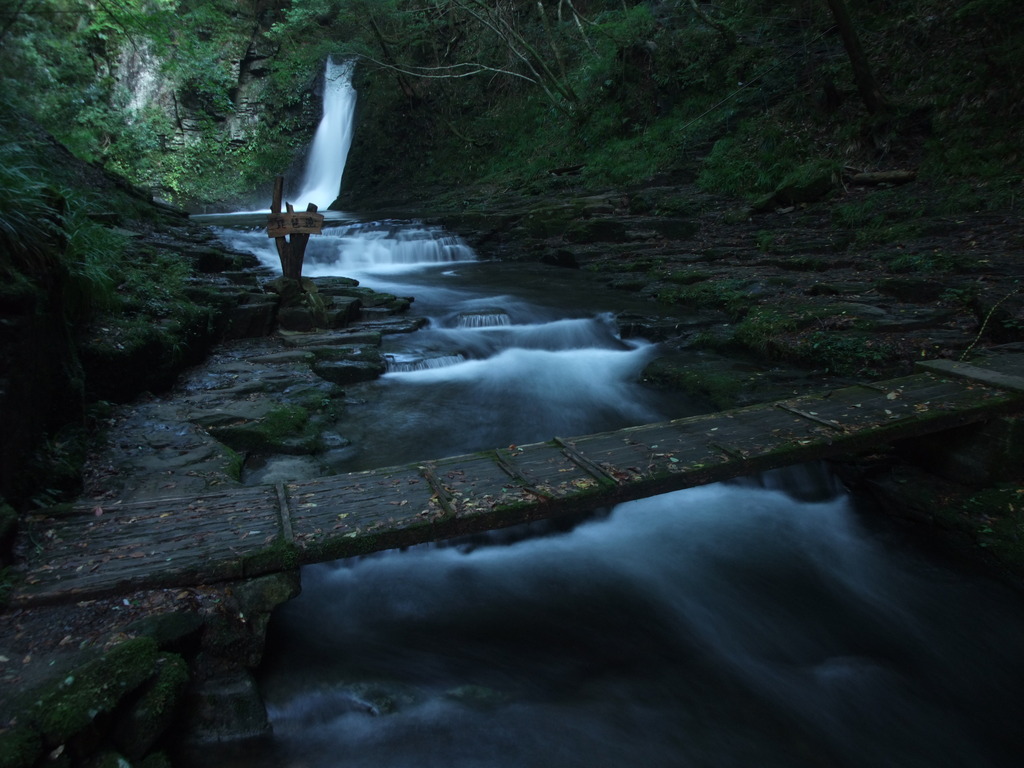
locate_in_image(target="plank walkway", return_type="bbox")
[13,354,1024,606]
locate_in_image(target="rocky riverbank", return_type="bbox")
[2,175,1023,767]
[0,225,432,768]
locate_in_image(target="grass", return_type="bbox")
[656,278,753,318]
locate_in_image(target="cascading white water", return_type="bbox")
[292,57,357,210]
[200,58,1024,768]
[246,467,1024,768]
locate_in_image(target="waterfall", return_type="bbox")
[293,58,357,210]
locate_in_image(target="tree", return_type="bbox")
[823,0,890,114]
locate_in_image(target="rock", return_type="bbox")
[279,329,383,348]
[327,295,363,327]
[220,297,278,340]
[875,277,946,302]
[972,290,1024,344]
[312,358,386,385]
[615,312,711,341]
[565,218,628,243]
[126,612,205,656]
[312,276,361,294]
[201,572,301,669]
[178,670,270,745]
[0,502,16,563]
[358,316,429,335]
[630,217,698,240]
[242,454,324,484]
[895,416,1024,486]
[112,654,190,760]
[28,638,161,751]
[246,350,315,365]
[276,306,317,332]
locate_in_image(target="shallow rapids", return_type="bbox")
[207,216,1024,768]
[248,466,1024,768]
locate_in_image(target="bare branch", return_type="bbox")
[357,53,538,84]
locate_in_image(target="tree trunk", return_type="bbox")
[824,0,889,114]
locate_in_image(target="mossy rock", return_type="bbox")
[638,217,698,240]
[0,723,42,768]
[565,218,628,243]
[753,161,839,211]
[276,306,318,332]
[27,637,160,750]
[112,654,190,760]
[520,206,578,238]
[178,670,269,745]
[187,246,245,274]
[125,612,204,655]
[312,359,386,385]
[642,354,740,410]
[310,276,360,295]
[85,752,132,768]
[208,405,322,455]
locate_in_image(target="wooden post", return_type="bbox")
[270,176,292,278]
[267,175,324,281]
[289,203,318,279]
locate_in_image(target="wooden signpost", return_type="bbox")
[268,175,325,280]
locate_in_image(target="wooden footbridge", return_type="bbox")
[13,355,1024,606]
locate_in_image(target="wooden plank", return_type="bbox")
[271,175,283,214]
[917,358,1024,393]
[16,486,282,604]
[12,355,1024,605]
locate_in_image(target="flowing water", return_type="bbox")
[293,57,357,210]
[209,220,1024,768]
[201,59,1024,768]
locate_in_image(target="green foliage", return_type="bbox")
[261,404,311,439]
[657,278,753,319]
[3,0,1022,211]
[802,331,895,375]
[732,307,799,354]
[959,484,1024,567]
[697,123,809,199]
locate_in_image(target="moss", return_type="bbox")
[209,404,322,455]
[0,723,42,768]
[29,637,160,748]
[137,753,173,768]
[242,537,300,574]
[656,278,753,319]
[958,485,1024,569]
[641,356,739,410]
[113,654,190,761]
[222,446,244,482]
[662,269,712,286]
[798,332,898,376]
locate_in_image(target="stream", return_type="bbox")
[198,59,1024,768]
[206,217,1024,768]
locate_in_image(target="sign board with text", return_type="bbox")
[266,212,325,238]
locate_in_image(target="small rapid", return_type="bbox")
[207,216,1024,768]
[199,56,1024,768]
[248,467,1024,768]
